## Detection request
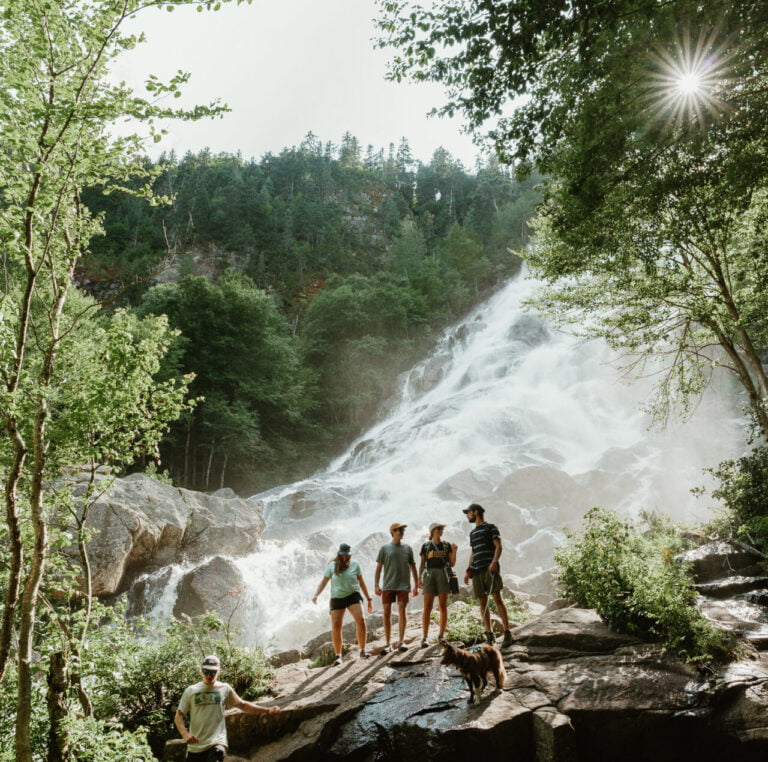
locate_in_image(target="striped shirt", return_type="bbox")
[469,522,500,572]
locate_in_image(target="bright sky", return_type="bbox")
[114,0,481,167]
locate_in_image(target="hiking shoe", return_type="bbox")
[380,645,391,655]
[397,642,408,652]
[437,633,446,643]
[420,638,429,648]
[501,630,513,648]
[484,631,495,645]
[332,654,342,666]
[360,649,370,659]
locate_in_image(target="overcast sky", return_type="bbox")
[114,0,481,167]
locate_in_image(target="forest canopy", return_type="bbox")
[377,0,768,439]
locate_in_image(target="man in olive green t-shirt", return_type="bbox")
[374,522,419,654]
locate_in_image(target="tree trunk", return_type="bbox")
[183,417,192,487]
[47,652,70,762]
[16,489,48,762]
[220,452,229,490]
[205,445,215,491]
[0,425,26,683]
[17,260,73,761]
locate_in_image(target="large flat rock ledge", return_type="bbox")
[163,608,768,761]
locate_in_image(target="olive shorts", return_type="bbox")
[471,570,503,598]
[422,568,450,595]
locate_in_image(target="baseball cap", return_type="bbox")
[201,655,220,671]
[338,543,351,556]
[389,522,407,534]
[462,503,485,514]
[429,522,446,533]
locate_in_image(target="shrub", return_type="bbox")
[443,601,486,644]
[705,445,768,556]
[63,717,155,762]
[554,507,734,663]
[441,592,530,644]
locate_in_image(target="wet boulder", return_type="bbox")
[173,556,246,621]
[72,473,265,596]
[678,541,764,583]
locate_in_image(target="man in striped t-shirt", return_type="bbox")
[463,503,513,647]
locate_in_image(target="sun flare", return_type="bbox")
[676,71,703,96]
[646,28,732,130]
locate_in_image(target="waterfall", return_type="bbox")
[145,273,746,650]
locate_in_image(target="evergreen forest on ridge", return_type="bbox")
[81,135,540,494]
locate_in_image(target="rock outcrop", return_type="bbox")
[70,473,265,597]
[163,607,768,762]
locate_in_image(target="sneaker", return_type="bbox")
[332,654,342,666]
[484,631,495,645]
[380,645,391,655]
[420,638,429,648]
[501,630,513,648]
[437,633,446,643]
[397,642,408,652]
[360,649,370,659]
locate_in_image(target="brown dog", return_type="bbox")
[440,641,506,704]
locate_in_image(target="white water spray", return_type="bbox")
[141,273,746,650]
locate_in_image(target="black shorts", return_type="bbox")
[187,745,225,762]
[330,592,363,611]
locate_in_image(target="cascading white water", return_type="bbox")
[142,272,746,650]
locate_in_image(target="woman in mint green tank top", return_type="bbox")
[312,543,373,666]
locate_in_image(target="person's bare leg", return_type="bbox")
[330,609,345,655]
[492,592,510,630]
[348,603,367,649]
[478,596,491,631]
[382,600,393,647]
[397,599,408,644]
[436,593,449,638]
[422,593,435,639]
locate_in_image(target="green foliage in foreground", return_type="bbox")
[61,717,155,762]
[442,592,530,645]
[87,610,274,753]
[555,508,733,664]
[705,446,768,559]
[0,606,274,760]
[443,601,486,644]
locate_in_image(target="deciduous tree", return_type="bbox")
[0,0,243,757]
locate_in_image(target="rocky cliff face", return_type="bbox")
[70,473,265,598]
[163,606,768,762]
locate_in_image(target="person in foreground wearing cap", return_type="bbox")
[374,522,419,653]
[174,655,280,761]
[463,503,514,648]
[418,522,458,647]
[312,543,374,665]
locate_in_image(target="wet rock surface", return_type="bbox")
[679,541,764,583]
[163,608,768,762]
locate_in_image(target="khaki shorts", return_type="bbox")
[422,568,450,596]
[471,570,503,598]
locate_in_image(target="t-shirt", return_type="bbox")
[420,541,452,570]
[324,559,362,599]
[469,522,501,572]
[376,542,415,590]
[177,681,234,753]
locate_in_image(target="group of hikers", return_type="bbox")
[176,502,510,761]
[312,502,514,664]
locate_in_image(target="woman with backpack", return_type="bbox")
[312,543,373,665]
[418,523,458,647]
